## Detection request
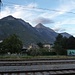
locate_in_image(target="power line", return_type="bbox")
[2,1,75,15]
[34,7,75,14]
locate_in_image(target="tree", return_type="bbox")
[28,48,42,56]
[1,34,23,54]
[54,34,63,45]
[28,48,50,56]
[61,37,68,49]
[39,48,50,55]
[67,36,75,49]
[53,34,67,55]
[37,42,43,48]
[0,41,5,54]
[53,44,62,55]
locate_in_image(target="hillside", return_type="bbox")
[0,16,46,46]
[35,23,58,43]
[60,32,72,38]
[0,15,72,46]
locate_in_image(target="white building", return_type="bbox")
[43,43,53,49]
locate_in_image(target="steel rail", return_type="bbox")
[0,60,75,66]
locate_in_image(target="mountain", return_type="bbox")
[35,23,72,42]
[0,15,72,46]
[35,23,58,43]
[60,32,72,38]
[0,15,46,46]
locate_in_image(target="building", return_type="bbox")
[43,43,53,52]
[21,46,27,54]
[28,43,39,50]
[0,40,3,43]
[43,43,53,49]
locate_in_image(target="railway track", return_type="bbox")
[0,59,75,66]
[0,59,75,75]
[0,69,75,75]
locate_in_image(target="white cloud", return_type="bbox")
[52,19,70,32]
[0,3,39,26]
[1,0,74,21]
[50,0,75,34]
[53,18,75,31]
[32,17,54,24]
[64,18,75,25]
[55,0,75,16]
[52,17,75,37]
[0,0,75,29]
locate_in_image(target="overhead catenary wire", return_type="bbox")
[2,1,75,15]
[33,7,75,14]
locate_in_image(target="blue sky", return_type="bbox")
[1,0,75,36]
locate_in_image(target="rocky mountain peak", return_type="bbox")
[60,32,72,38]
[0,15,72,46]
[1,15,16,21]
[35,23,46,28]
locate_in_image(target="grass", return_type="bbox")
[0,54,75,60]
